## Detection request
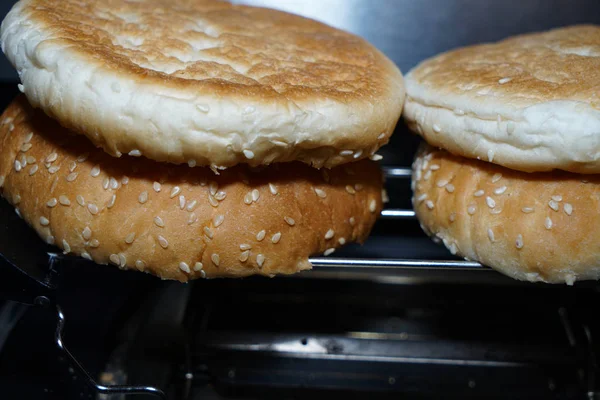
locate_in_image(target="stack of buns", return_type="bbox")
[405,25,600,284]
[0,0,405,281]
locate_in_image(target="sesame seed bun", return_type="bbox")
[412,143,600,285]
[1,0,404,169]
[404,25,600,174]
[0,97,384,281]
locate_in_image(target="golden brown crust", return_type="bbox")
[404,25,600,174]
[0,97,384,281]
[412,143,600,284]
[1,0,404,168]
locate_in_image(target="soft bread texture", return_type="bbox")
[405,25,600,174]
[0,97,384,281]
[412,143,600,285]
[1,0,404,169]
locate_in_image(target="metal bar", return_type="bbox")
[308,257,483,269]
[383,167,412,178]
[381,209,415,219]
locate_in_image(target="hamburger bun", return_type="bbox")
[412,143,600,285]
[0,97,384,282]
[1,0,404,169]
[404,25,600,174]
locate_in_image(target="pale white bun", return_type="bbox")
[404,25,600,174]
[0,97,384,281]
[1,0,404,169]
[412,143,600,285]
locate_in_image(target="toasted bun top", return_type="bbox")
[1,0,404,169]
[0,97,384,281]
[412,143,600,285]
[404,25,600,174]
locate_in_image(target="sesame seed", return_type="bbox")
[256,230,266,241]
[89,239,100,248]
[382,189,390,203]
[211,253,220,266]
[271,232,282,243]
[118,254,127,267]
[204,226,213,239]
[24,131,33,143]
[47,198,58,207]
[338,237,346,245]
[467,205,476,215]
[243,149,255,159]
[122,176,129,185]
[26,155,36,164]
[522,207,534,213]
[436,179,448,188]
[87,203,99,215]
[429,164,440,171]
[369,199,377,213]
[125,232,136,244]
[153,182,161,192]
[487,228,495,242]
[256,254,265,267]
[446,184,455,193]
[21,143,32,152]
[486,197,496,208]
[45,235,55,245]
[491,173,502,183]
[82,227,92,240]
[193,262,203,272]
[545,217,553,230]
[39,216,49,226]
[252,189,260,202]
[187,212,198,225]
[110,177,118,190]
[102,177,109,190]
[76,195,85,206]
[378,133,386,140]
[324,248,335,256]
[370,154,383,161]
[449,212,456,222]
[345,185,356,195]
[154,216,164,227]
[170,186,181,198]
[66,172,78,182]
[209,181,218,196]
[128,149,142,157]
[244,192,253,205]
[516,234,524,249]
[46,153,58,163]
[433,124,441,133]
[284,216,295,226]
[215,191,227,201]
[59,195,71,206]
[494,186,507,195]
[423,170,432,180]
[90,165,100,177]
[18,83,24,92]
[186,199,197,211]
[325,229,335,240]
[240,244,252,251]
[551,195,563,202]
[426,200,434,210]
[69,161,77,172]
[80,252,92,261]
[548,200,559,211]
[213,214,225,227]
[417,193,428,202]
[349,217,356,226]
[314,188,327,198]
[487,150,494,162]
[179,262,191,273]
[208,195,219,208]
[13,194,21,204]
[139,191,149,204]
[14,160,22,172]
[187,159,196,167]
[48,166,59,174]
[564,203,573,215]
[239,251,250,262]
[158,235,168,248]
[107,194,116,209]
[135,260,145,270]
[498,77,512,84]
[15,209,21,218]
[109,254,120,265]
